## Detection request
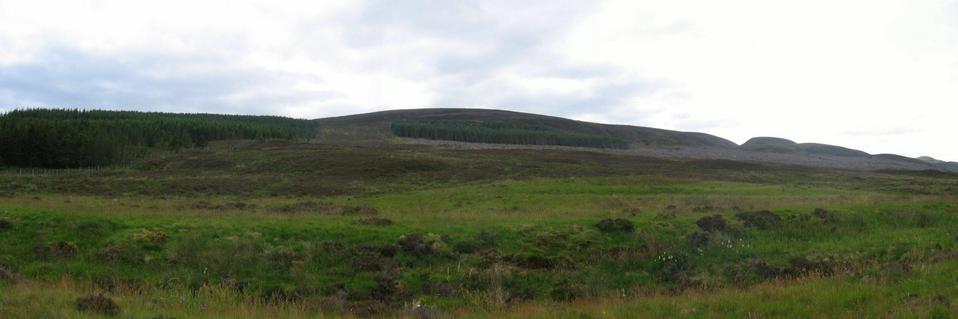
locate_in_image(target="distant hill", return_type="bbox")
[917,156,958,172]
[740,137,870,157]
[316,108,737,148]
[3,107,953,173]
[316,108,953,172]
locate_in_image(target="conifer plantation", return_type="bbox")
[391,120,629,149]
[0,109,315,168]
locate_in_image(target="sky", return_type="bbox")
[1,0,957,160]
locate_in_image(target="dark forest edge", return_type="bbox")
[0,109,316,168]
[391,120,630,149]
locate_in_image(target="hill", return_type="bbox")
[2,109,958,318]
[1,107,952,173]
[918,156,958,172]
[317,108,949,172]
[740,137,870,157]
[316,108,738,148]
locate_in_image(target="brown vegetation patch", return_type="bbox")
[397,233,444,255]
[0,267,17,284]
[75,293,121,316]
[276,201,339,213]
[695,215,729,233]
[735,210,782,229]
[686,231,711,249]
[813,208,836,221]
[340,205,379,216]
[505,254,569,270]
[783,256,837,277]
[691,205,717,213]
[347,300,390,318]
[405,304,445,319]
[356,217,394,226]
[595,218,636,233]
[728,259,781,285]
[34,241,78,259]
[550,278,585,302]
[622,207,642,216]
[191,200,257,211]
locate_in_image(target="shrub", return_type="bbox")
[405,303,444,319]
[550,278,585,302]
[453,230,500,253]
[355,244,399,258]
[0,218,12,231]
[735,210,781,229]
[75,293,121,316]
[370,274,401,302]
[35,241,78,259]
[277,201,339,213]
[813,208,836,221]
[784,256,836,277]
[452,241,482,254]
[191,200,218,210]
[341,205,379,216]
[727,259,781,285]
[351,254,388,272]
[96,244,142,264]
[356,217,394,226]
[397,233,445,255]
[422,281,455,297]
[265,246,305,269]
[696,215,728,233]
[261,285,318,302]
[453,230,496,254]
[531,227,596,251]
[596,218,635,233]
[913,212,937,228]
[508,254,563,269]
[686,231,711,249]
[623,207,642,216]
[692,205,716,213]
[651,252,692,282]
[347,300,389,318]
[475,230,497,246]
[132,229,168,244]
[0,267,16,284]
[315,290,348,313]
[655,211,676,220]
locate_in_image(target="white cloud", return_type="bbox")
[0,0,956,159]
[561,0,958,159]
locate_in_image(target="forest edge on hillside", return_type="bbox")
[1,108,956,172]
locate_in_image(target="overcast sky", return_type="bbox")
[1,0,956,160]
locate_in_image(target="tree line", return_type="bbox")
[391,120,629,149]
[0,109,316,168]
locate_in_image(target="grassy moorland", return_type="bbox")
[1,138,957,318]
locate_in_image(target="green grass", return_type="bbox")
[1,141,957,317]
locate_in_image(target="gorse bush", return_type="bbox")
[0,109,316,167]
[391,120,629,149]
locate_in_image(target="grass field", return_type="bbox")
[1,140,957,318]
